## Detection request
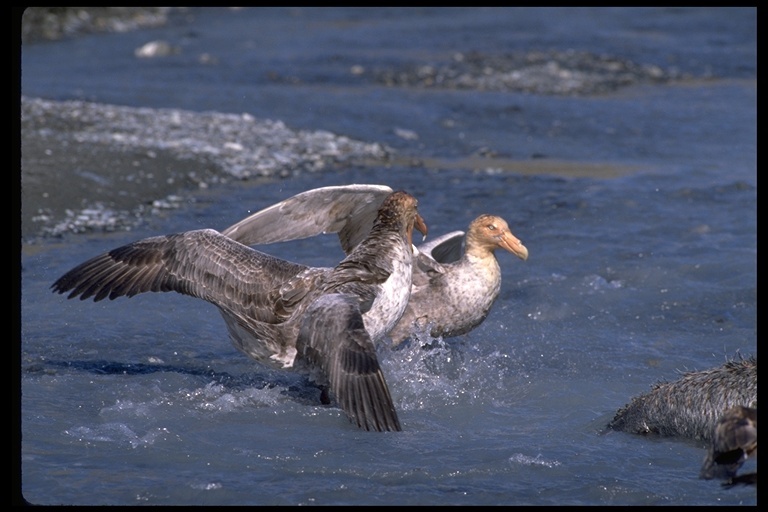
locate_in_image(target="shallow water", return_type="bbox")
[20,7,756,506]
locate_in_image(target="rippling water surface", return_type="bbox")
[20,7,755,506]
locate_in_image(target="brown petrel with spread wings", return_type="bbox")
[52,190,427,432]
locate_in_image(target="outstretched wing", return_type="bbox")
[297,293,402,432]
[410,230,464,287]
[51,229,309,324]
[417,230,465,264]
[222,184,393,254]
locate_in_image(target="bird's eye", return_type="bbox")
[488,224,496,231]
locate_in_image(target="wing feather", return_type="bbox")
[51,229,310,321]
[222,184,393,254]
[297,293,401,432]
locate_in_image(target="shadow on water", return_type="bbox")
[26,359,324,405]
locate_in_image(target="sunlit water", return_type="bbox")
[20,7,755,506]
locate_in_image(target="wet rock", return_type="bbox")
[20,7,173,44]
[372,50,697,96]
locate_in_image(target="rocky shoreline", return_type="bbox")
[20,97,393,241]
[19,7,720,242]
[19,7,174,44]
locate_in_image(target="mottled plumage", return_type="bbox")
[52,190,427,432]
[388,213,528,345]
[222,184,528,346]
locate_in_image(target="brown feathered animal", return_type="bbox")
[700,405,757,485]
[52,190,427,432]
[222,184,527,346]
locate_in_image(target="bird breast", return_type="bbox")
[362,249,413,340]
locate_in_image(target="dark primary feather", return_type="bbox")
[51,230,308,324]
[298,293,401,431]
